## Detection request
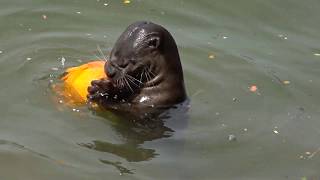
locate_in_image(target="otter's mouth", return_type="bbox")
[106,62,144,91]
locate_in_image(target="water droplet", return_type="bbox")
[228,134,237,141]
[61,56,66,67]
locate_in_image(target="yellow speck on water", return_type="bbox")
[123,0,130,4]
[283,80,290,85]
[208,54,215,59]
[56,160,65,165]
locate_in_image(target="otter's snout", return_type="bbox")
[105,62,116,78]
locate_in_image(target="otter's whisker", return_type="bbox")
[143,68,149,82]
[120,77,125,88]
[144,67,155,87]
[144,67,152,81]
[139,69,144,83]
[147,67,156,78]
[124,76,134,92]
[126,76,140,88]
[125,74,142,86]
[126,74,143,84]
[97,45,108,61]
[92,53,103,61]
[116,79,120,88]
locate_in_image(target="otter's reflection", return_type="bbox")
[79,109,177,162]
[79,102,189,175]
[80,120,173,162]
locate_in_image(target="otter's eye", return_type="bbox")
[148,37,160,49]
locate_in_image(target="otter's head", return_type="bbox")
[105,21,183,89]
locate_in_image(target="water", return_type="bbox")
[0,0,320,179]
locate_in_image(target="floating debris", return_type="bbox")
[273,130,279,134]
[208,54,215,59]
[307,147,320,159]
[278,34,288,40]
[42,14,47,20]
[228,134,237,141]
[26,57,32,61]
[283,80,290,85]
[123,0,130,4]
[249,85,258,92]
[314,53,320,56]
[72,108,80,112]
[76,11,81,14]
[103,3,108,6]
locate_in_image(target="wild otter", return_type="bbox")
[87,21,187,120]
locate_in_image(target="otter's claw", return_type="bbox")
[87,78,115,103]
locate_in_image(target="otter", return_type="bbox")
[87,21,187,120]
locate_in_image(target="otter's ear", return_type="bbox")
[148,37,160,49]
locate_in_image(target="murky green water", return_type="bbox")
[1,0,320,179]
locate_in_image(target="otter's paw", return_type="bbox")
[87,78,114,103]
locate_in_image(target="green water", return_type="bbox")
[0,0,320,179]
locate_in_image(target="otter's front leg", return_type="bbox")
[87,78,119,105]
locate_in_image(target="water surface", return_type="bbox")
[0,0,320,179]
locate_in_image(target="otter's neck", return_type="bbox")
[135,52,186,107]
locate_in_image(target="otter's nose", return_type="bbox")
[105,63,116,77]
[118,60,129,68]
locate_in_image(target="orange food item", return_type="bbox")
[249,85,258,92]
[59,60,107,104]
